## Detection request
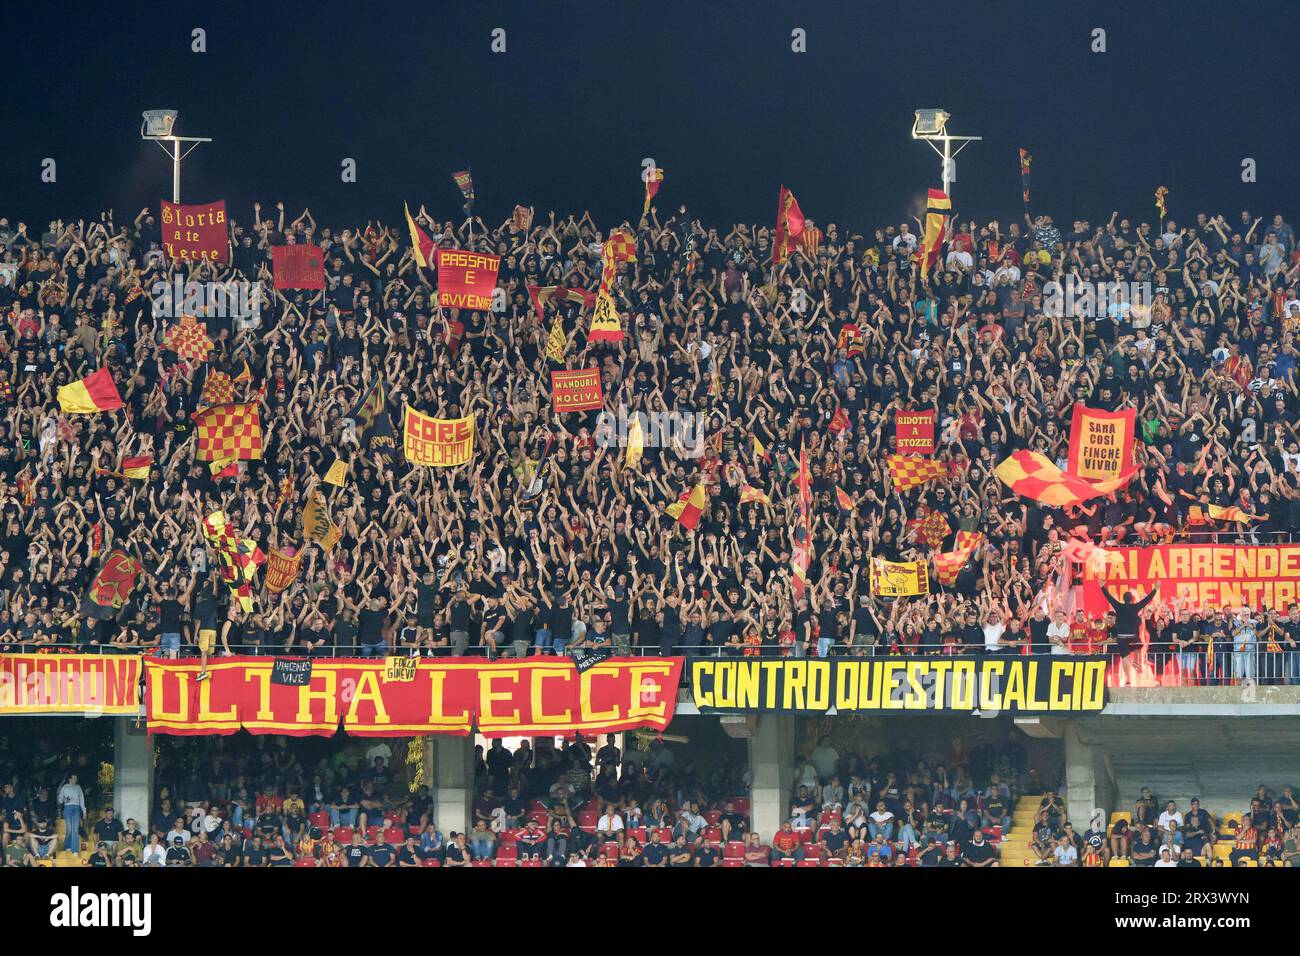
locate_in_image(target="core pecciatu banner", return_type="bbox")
[160,200,229,263]
[145,656,683,736]
[0,654,142,715]
[1082,544,1300,613]
[689,656,1107,715]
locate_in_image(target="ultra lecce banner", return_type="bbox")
[1082,544,1300,613]
[689,656,1107,715]
[0,654,142,715]
[1068,404,1135,482]
[144,656,684,737]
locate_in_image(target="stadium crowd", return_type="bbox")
[0,198,1295,685]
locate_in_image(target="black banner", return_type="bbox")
[271,658,313,686]
[689,655,1107,715]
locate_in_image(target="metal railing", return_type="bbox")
[7,642,1299,688]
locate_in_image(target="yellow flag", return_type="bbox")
[323,456,348,487]
[545,314,566,363]
[753,436,766,460]
[303,490,342,552]
[589,290,624,343]
[625,415,644,469]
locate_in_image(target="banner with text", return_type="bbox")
[272,244,325,289]
[550,368,604,412]
[0,654,142,716]
[690,656,1107,715]
[161,200,228,263]
[1081,544,1300,614]
[895,409,935,455]
[403,409,475,467]
[144,656,684,736]
[436,249,501,311]
[1068,404,1136,482]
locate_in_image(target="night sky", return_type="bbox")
[4,0,1296,234]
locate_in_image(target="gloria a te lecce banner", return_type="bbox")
[144,656,684,737]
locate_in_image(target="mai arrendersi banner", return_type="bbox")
[689,656,1107,715]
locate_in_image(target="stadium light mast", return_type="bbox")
[141,110,212,203]
[911,109,981,199]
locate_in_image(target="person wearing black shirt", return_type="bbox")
[165,836,191,867]
[693,842,721,867]
[343,833,369,867]
[642,832,669,867]
[1101,581,1158,658]
[961,831,997,867]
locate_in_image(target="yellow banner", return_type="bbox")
[403,408,476,467]
[870,558,929,596]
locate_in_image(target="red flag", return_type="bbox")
[404,202,435,268]
[772,186,805,265]
[272,245,325,290]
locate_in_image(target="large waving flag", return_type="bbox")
[772,185,806,265]
[642,166,664,218]
[528,284,596,324]
[347,376,397,456]
[665,482,707,531]
[995,450,1137,507]
[919,188,950,281]
[57,368,124,414]
[934,531,983,586]
[162,315,214,364]
[887,454,949,492]
[83,549,142,619]
[624,415,645,469]
[193,403,264,461]
[203,511,266,613]
[404,201,435,268]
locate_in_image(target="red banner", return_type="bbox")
[550,368,604,412]
[272,244,325,289]
[160,200,228,263]
[0,654,142,715]
[144,656,684,737]
[1081,544,1300,614]
[436,249,501,311]
[1068,404,1136,482]
[895,409,935,455]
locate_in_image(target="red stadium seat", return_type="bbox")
[703,827,722,846]
[365,825,382,845]
[730,798,750,815]
[293,858,316,867]
[724,841,745,859]
[797,857,823,867]
[527,810,549,827]
[657,828,674,844]
[518,858,544,868]
[495,858,516,868]
[773,857,796,867]
[471,859,494,867]
[528,799,547,813]
[705,810,722,826]
[628,826,648,843]
[577,811,599,833]
[309,812,330,831]
[421,857,441,867]
[333,826,354,845]
[497,829,519,845]
[383,827,404,846]
[384,810,403,825]
[722,859,745,867]
[601,843,620,861]
[496,844,518,862]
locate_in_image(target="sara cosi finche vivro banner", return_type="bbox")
[689,656,1107,715]
[145,656,683,737]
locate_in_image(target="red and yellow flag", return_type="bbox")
[642,167,664,217]
[994,450,1137,508]
[193,403,264,462]
[665,482,707,530]
[919,188,950,281]
[57,368,123,414]
[887,454,948,492]
[933,531,984,586]
[404,201,435,268]
[772,186,806,265]
[740,483,770,506]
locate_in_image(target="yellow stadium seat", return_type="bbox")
[1108,857,1131,867]
[1109,811,1131,827]
[1212,843,1232,860]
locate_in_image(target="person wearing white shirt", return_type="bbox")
[1154,846,1178,867]
[141,834,167,867]
[982,613,1009,653]
[1052,838,1078,867]
[56,775,86,853]
[1157,802,1183,833]
[1047,612,1072,656]
[595,807,624,835]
